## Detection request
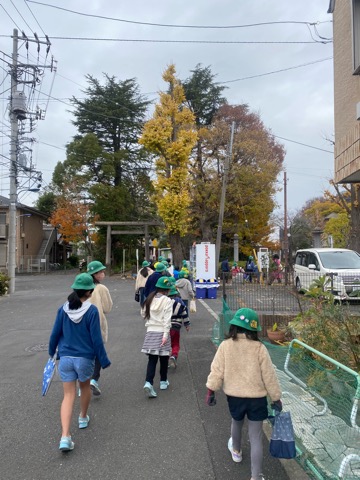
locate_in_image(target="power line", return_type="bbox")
[23,0,47,36]
[24,2,327,30]
[0,4,22,30]
[12,36,323,45]
[274,135,333,154]
[219,57,333,84]
[10,0,33,32]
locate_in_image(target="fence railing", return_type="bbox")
[269,340,360,480]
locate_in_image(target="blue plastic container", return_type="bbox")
[196,286,207,299]
[195,280,207,299]
[207,280,219,299]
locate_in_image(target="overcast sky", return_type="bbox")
[0,0,334,216]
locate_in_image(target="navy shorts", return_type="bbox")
[58,356,95,382]
[227,395,268,422]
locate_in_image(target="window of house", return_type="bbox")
[353,0,360,74]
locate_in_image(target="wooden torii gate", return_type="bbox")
[95,221,162,268]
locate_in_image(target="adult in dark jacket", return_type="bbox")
[143,262,167,300]
[49,273,111,452]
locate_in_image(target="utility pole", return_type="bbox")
[6,29,53,293]
[283,171,288,285]
[8,29,19,294]
[216,121,235,269]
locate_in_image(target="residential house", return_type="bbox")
[0,195,57,272]
[328,0,360,183]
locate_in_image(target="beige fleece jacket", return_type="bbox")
[89,283,113,343]
[135,267,153,290]
[206,334,281,401]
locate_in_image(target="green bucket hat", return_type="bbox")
[155,262,166,272]
[142,260,151,267]
[159,256,165,261]
[182,260,187,266]
[178,270,188,278]
[248,256,253,260]
[71,273,96,291]
[229,308,261,332]
[168,285,179,296]
[155,276,172,290]
[87,260,106,275]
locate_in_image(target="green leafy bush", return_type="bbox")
[0,272,10,296]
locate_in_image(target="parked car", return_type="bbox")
[294,248,360,300]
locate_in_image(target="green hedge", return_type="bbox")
[0,272,10,296]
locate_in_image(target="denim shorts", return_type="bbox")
[58,356,95,382]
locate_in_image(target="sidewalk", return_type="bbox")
[0,274,306,479]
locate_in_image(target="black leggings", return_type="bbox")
[145,354,169,384]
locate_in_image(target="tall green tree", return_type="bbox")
[139,65,198,265]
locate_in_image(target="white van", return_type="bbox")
[294,248,360,299]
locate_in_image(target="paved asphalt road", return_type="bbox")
[0,272,309,480]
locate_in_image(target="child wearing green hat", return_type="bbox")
[168,284,190,368]
[206,308,282,480]
[87,261,113,396]
[48,273,111,452]
[141,276,173,398]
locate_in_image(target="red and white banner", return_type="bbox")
[196,243,216,280]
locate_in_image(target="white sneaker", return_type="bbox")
[160,380,169,390]
[228,437,242,463]
[90,379,101,396]
[144,381,157,398]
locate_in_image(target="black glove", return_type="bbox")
[271,400,283,412]
[205,389,216,406]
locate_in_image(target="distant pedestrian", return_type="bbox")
[175,270,195,310]
[166,258,174,276]
[168,284,190,369]
[221,258,231,283]
[135,260,153,305]
[87,261,113,396]
[268,254,283,285]
[205,308,282,480]
[245,256,256,283]
[141,276,173,398]
[173,265,180,280]
[48,273,111,452]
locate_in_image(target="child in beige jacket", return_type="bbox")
[87,261,113,396]
[206,308,282,480]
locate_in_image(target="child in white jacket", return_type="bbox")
[141,276,173,398]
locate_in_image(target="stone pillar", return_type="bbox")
[233,233,239,262]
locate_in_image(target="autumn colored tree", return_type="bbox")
[301,184,351,247]
[188,104,285,253]
[49,182,97,255]
[139,64,198,264]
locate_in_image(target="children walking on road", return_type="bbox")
[48,273,111,452]
[141,276,173,398]
[205,308,282,480]
[87,261,113,396]
[168,284,190,368]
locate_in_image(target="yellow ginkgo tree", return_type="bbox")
[139,64,198,264]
